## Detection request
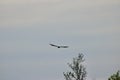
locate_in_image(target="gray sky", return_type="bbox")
[0,0,120,80]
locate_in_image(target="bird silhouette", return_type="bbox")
[49,44,69,48]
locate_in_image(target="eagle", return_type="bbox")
[49,44,69,48]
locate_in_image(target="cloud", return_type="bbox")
[0,0,120,27]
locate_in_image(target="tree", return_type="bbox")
[108,71,120,80]
[63,53,87,80]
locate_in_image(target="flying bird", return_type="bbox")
[49,44,69,48]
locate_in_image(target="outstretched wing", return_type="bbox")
[49,44,59,47]
[60,46,69,48]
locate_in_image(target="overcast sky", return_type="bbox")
[0,0,120,80]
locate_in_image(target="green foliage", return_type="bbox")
[63,53,87,80]
[108,71,120,80]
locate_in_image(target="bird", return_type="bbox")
[49,44,69,48]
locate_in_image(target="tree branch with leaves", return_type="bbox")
[63,53,87,80]
[108,71,120,80]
